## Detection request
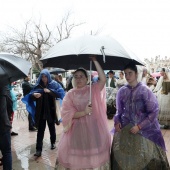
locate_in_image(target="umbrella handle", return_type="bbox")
[89,61,92,103]
[100,46,105,63]
[88,101,92,115]
[88,61,92,115]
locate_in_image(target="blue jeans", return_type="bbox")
[0,130,12,170]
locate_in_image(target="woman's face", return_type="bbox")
[119,72,124,79]
[160,70,165,76]
[73,71,88,88]
[41,74,48,84]
[124,68,137,84]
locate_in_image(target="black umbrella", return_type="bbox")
[49,68,67,74]
[0,53,31,85]
[40,35,144,70]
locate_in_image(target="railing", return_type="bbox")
[16,99,28,120]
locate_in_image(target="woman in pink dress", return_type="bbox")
[55,56,111,170]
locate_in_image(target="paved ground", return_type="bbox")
[0,112,170,170]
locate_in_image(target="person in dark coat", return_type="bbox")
[0,86,13,170]
[22,76,37,131]
[28,69,65,157]
[106,70,116,88]
[53,73,65,90]
[66,74,73,91]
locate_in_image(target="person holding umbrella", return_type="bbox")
[110,62,170,170]
[55,56,111,169]
[0,86,13,170]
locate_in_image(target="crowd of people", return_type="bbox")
[0,56,170,169]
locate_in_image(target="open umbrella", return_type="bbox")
[151,72,161,78]
[49,67,67,74]
[0,53,31,85]
[40,35,144,103]
[41,35,144,70]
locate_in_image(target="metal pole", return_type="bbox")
[88,61,92,115]
[89,61,92,103]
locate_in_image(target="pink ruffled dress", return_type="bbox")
[56,83,111,169]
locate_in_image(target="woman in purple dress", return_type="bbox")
[111,62,170,170]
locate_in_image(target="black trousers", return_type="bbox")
[36,118,56,151]
[28,113,35,129]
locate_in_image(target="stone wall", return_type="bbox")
[144,55,170,73]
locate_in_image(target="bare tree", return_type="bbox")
[0,12,84,71]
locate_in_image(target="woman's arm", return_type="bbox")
[73,103,92,118]
[138,88,159,129]
[114,89,124,132]
[90,56,106,91]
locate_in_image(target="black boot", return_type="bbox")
[34,151,41,157]
[29,127,37,131]
[164,125,169,129]
[51,143,56,150]
[11,131,18,136]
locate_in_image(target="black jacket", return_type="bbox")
[22,80,34,96]
[0,86,12,134]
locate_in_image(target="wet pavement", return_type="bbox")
[0,112,62,170]
[0,113,170,170]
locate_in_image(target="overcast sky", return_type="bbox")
[1,0,170,61]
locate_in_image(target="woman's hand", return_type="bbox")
[115,123,121,132]
[34,93,41,98]
[44,88,50,93]
[130,125,140,134]
[84,103,92,115]
[89,55,97,61]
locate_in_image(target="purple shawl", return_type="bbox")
[112,82,166,151]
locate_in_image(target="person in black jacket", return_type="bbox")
[66,74,73,91]
[27,69,65,157]
[22,76,37,131]
[0,86,12,170]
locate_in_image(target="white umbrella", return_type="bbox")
[41,35,144,70]
[41,35,144,103]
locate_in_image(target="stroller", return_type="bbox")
[106,87,117,119]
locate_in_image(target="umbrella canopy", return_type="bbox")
[49,68,67,74]
[0,53,32,85]
[41,35,144,70]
